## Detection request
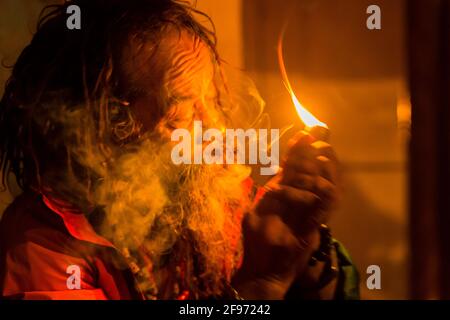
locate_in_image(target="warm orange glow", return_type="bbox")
[277,33,327,129]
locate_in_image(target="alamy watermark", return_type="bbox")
[171,121,280,176]
[66,265,81,290]
[66,4,382,31]
[367,5,382,30]
[366,265,382,290]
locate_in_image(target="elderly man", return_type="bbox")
[0,0,358,300]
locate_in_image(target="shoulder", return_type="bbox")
[0,191,142,300]
[0,192,99,297]
[0,191,100,258]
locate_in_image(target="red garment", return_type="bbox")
[0,192,143,300]
[0,179,255,300]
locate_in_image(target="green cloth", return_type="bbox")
[333,239,360,300]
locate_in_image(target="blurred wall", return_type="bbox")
[408,0,450,299]
[197,0,243,68]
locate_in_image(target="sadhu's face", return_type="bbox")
[97,27,250,291]
[121,27,220,138]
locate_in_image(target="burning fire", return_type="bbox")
[277,34,327,129]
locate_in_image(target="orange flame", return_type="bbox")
[277,32,327,129]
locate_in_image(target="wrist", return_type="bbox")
[287,225,339,299]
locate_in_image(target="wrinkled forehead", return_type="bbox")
[121,26,215,99]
